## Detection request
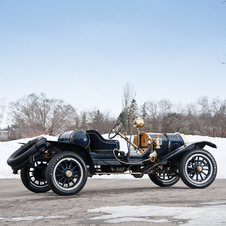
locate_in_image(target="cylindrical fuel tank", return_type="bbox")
[58,130,90,148]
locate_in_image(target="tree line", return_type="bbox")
[1,85,226,140]
[5,93,117,140]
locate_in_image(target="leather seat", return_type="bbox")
[86,130,120,153]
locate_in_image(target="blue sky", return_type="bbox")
[0,0,226,118]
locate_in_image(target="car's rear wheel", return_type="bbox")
[46,152,87,196]
[179,149,217,188]
[20,160,50,193]
[149,172,180,187]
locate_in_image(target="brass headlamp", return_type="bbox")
[133,118,144,129]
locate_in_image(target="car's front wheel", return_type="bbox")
[179,149,217,188]
[46,152,87,196]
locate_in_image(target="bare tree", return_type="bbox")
[161,113,182,133]
[79,111,89,130]
[197,97,220,137]
[47,99,78,135]
[185,103,203,135]
[121,83,138,134]
[88,108,116,134]
[208,97,223,136]
[9,93,77,138]
[144,100,187,133]
[158,99,173,117]
[140,102,150,131]
[138,96,226,137]
[140,102,148,120]
[145,100,159,132]
[158,99,173,132]
[183,97,226,137]
[0,99,6,128]
[122,83,136,112]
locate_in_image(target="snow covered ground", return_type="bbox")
[88,201,226,225]
[0,134,225,179]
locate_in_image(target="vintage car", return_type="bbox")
[7,118,217,196]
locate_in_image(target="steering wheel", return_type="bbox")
[108,122,123,139]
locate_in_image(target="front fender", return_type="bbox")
[161,141,217,162]
[192,141,217,149]
[141,141,217,175]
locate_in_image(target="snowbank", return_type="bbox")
[0,135,57,179]
[0,134,225,179]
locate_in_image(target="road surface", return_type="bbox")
[0,178,226,225]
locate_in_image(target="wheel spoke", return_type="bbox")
[200,173,204,181]
[72,174,79,179]
[56,168,63,173]
[71,165,78,171]
[200,159,205,165]
[72,170,80,174]
[202,171,208,176]
[62,179,67,187]
[58,177,64,182]
[195,173,199,181]
[69,161,73,168]
[59,163,65,170]
[187,166,194,171]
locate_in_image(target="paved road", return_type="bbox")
[0,178,226,226]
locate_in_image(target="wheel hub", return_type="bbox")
[196,165,203,172]
[65,170,73,178]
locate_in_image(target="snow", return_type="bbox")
[88,202,226,225]
[0,135,58,179]
[0,134,225,179]
[0,216,67,222]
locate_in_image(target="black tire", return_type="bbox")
[7,137,46,168]
[20,160,50,193]
[149,172,180,187]
[46,152,87,196]
[179,149,217,189]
